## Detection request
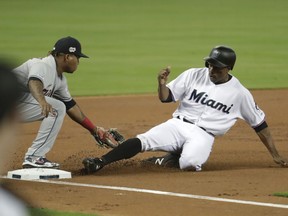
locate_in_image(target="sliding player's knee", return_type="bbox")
[179,156,202,171]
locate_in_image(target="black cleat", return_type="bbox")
[82,157,104,174]
[142,153,180,168]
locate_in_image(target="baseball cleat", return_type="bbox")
[22,156,60,169]
[142,153,180,168]
[82,157,104,174]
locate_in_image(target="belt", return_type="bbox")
[176,116,215,137]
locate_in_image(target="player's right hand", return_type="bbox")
[40,101,55,118]
[158,66,171,85]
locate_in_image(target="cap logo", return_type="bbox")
[69,47,76,53]
[213,49,220,57]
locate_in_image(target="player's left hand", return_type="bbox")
[92,127,125,148]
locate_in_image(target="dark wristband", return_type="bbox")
[254,121,268,132]
[64,99,76,111]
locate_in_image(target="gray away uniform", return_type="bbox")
[13,55,72,159]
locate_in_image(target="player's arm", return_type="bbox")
[65,101,105,138]
[65,100,124,148]
[158,66,173,102]
[28,78,53,117]
[255,123,288,167]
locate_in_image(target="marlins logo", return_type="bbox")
[213,49,221,57]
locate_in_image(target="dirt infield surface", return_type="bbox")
[2,89,288,216]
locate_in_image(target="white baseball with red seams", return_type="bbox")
[137,67,265,170]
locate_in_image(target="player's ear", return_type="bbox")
[63,54,70,61]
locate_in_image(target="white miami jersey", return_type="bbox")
[13,55,72,102]
[167,67,265,136]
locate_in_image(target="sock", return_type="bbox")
[101,138,142,165]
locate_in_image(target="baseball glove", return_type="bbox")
[92,128,125,148]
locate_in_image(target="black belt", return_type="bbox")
[176,116,215,137]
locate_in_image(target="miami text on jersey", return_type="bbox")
[188,89,233,114]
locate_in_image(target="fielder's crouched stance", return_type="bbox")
[13,36,122,169]
[82,45,288,174]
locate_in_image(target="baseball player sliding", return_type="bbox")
[13,36,112,169]
[82,45,288,173]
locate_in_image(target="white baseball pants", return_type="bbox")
[137,118,215,171]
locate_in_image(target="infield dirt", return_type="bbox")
[2,89,288,216]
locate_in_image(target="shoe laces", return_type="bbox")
[36,157,55,164]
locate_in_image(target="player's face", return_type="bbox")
[63,54,79,73]
[208,64,230,84]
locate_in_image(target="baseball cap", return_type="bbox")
[52,36,89,58]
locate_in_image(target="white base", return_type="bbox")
[6,168,72,180]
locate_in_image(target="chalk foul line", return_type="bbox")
[37,179,288,209]
[1,176,287,209]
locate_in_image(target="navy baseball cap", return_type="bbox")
[52,36,89,58]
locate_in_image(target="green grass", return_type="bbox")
[1,0,288,96]
[273,192,288,198]
[30,208,99,216]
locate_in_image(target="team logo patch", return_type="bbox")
[213,50,220,57]
[69,47,76,53]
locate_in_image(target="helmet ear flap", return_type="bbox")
[205,61,209,68]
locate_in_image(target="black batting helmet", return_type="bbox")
[204,45,236,70]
